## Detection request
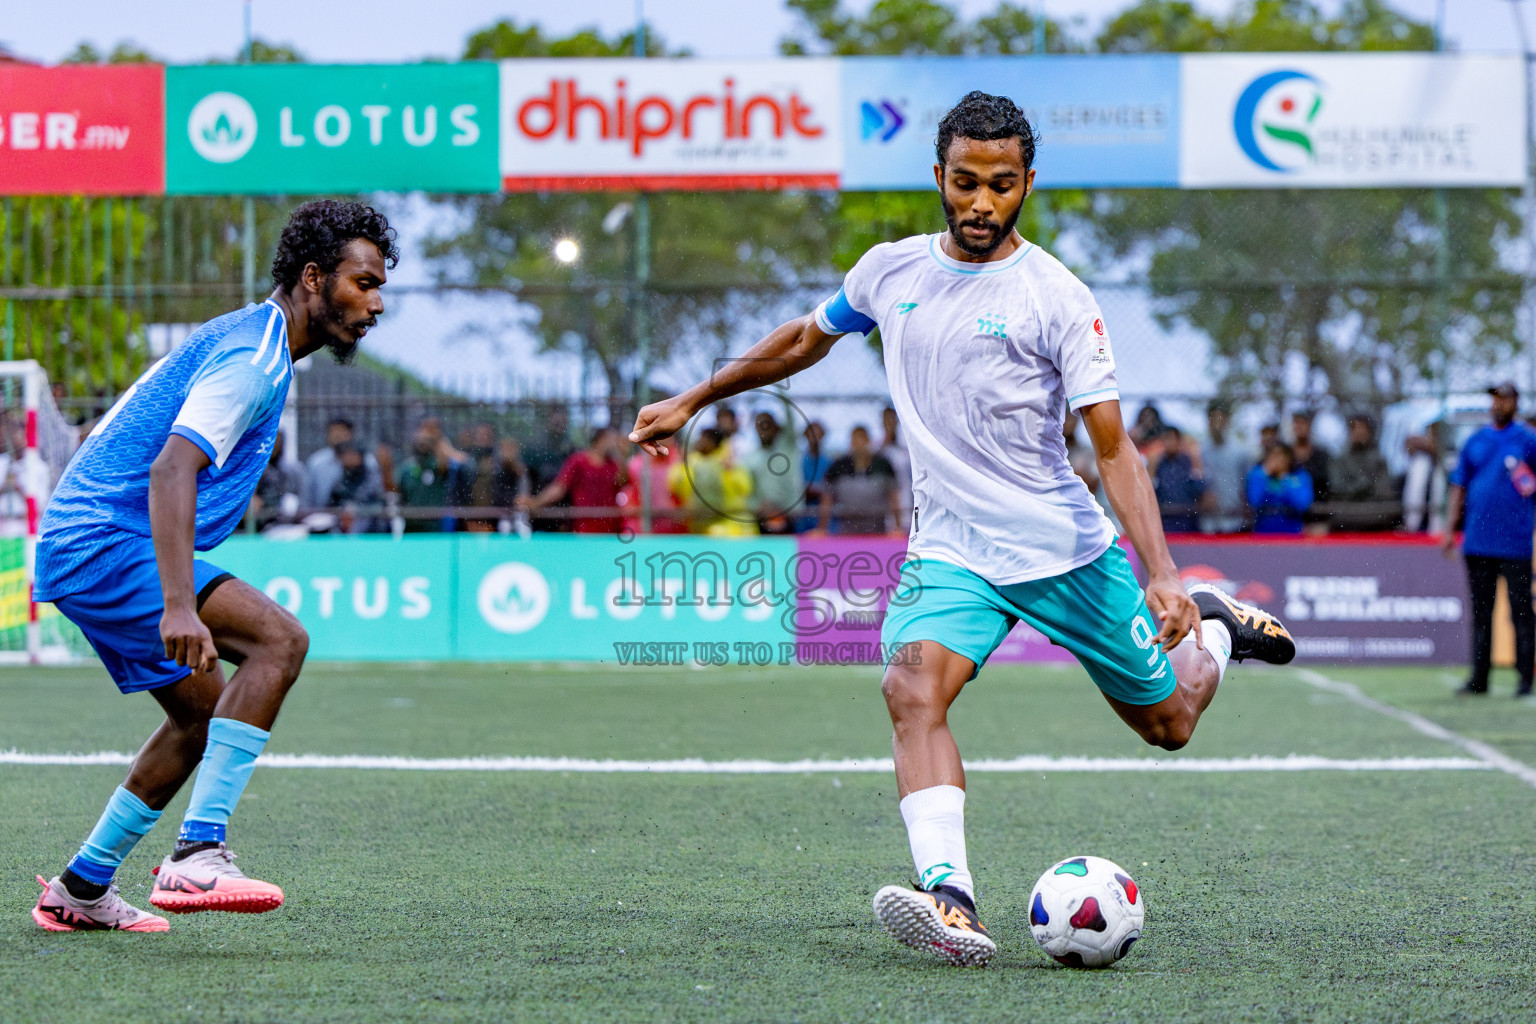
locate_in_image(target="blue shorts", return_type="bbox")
[49,535,235,694]
[879,545,1177,706]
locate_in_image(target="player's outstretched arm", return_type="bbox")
[148,435,218,673]
[1079,400,1199,652]
[629,315,842,456]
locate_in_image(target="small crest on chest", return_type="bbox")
[976,312,1008,341]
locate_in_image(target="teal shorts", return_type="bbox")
[879,545,1177,706]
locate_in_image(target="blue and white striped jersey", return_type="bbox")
[35,300,292,601]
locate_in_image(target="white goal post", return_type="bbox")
[0,361,85,664]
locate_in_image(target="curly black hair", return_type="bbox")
[934,90,1040,170]
[271,200,399,291]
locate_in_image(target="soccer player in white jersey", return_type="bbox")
[630,92,1295,966]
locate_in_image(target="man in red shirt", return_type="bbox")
[520,427,628,533]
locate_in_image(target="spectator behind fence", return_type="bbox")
[249,432,307,532]
[820,425,899,535]
[453,423,529,532]
[745,407,804,534]
[329,442,386,533]
[1443,382,1536,698]
[1402,425,1447,533]
[1258,422,1281,459]
[1331,415,1398,530]
[1149,425,1204,534]
[1246,442,1313,534]
[1201,400,1249,534]
[1129,402,1165,451]
[397,422,465,533]
[522,403,575,531]
[1291,410,1331,504]
[522,426,627,534]
[306,417,381,510]
[880,406,914,532]
[670,427,757,536]
[798,421,830,533]
[622,442,686,535]
[713,404,739,459]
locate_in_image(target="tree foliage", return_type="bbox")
[462,19,673,59]
[1090,0,1512,404]
[779,0,1080,55]
[420,0,1520,408]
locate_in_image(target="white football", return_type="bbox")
[1028,855,1144,968]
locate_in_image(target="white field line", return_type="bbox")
[0,750,1490,774]
[1295,668,1536,791]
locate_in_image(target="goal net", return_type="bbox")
[0,361,88,664]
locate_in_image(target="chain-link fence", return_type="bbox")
[2,188,1530,536]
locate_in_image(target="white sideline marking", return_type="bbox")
[0,750,1491,774]
[1295,668,1536,791]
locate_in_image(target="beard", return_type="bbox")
[318,278,375,365]
[941,192,1023,258]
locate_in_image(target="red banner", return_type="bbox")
[0,65,164,195]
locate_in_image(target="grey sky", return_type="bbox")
[1,1,1526,65]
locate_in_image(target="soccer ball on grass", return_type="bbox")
[1028,855,1143,968]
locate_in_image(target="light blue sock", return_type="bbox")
[67,785,162,885]
[178,718,270,845]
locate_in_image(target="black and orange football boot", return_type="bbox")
[1187,583,1296,664]
[873,883,996,966]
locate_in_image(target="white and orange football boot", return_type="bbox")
[31,875,169,932]
[149,844,284,914]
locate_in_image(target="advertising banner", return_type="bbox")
[165,64,499,194]
[0,65,164,195]
[209,536,456,661]
[841,56,1180,190]
[1179,54,1526,188]
[455,534,796,661]
[1167,538,1468,664]
[498,58,842,191]
[197,535,1469,665]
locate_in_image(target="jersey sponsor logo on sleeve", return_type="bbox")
[1090,318,1112,365]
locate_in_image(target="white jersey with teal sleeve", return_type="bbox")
[814,233,1118,585]
[35,300,292,601]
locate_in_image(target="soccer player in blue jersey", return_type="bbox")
[30,201,397,932]
[631,92,1295,966]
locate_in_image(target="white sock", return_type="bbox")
[899,784,974,899]
[1186,619,1232,683]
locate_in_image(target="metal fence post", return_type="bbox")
[635,4,655,534]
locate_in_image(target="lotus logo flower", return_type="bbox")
[187,91,258,164]
[1233,70,1323,173]
[477,562,551,634]
[202,111,244,146]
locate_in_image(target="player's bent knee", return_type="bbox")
[278,620,309,677]
[881,661,944,723]
[257,608,308,681]
[1138,713,1193,751]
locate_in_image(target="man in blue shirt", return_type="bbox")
[30,201,397,932]
[1443,381,1536,698]
[1245,443,1314,534]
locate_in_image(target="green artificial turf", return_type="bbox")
[1,663,1534,1023]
